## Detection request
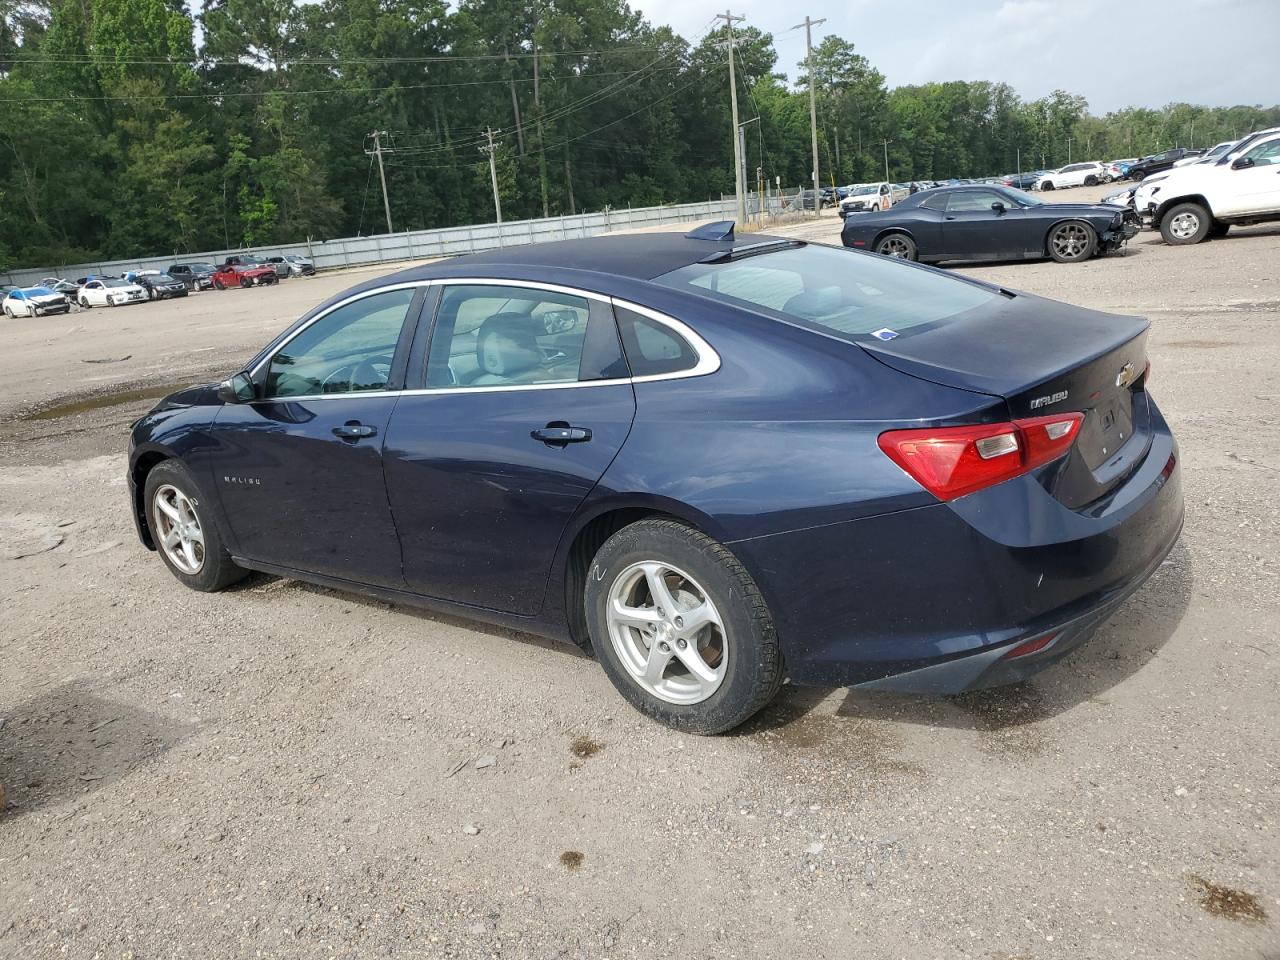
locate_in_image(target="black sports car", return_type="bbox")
[841,185,1139,264]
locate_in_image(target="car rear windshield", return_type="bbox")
[652,244,998,341]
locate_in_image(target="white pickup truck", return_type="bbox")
[1137,130,1280,244]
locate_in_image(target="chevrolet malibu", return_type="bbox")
[127,225,1183,734]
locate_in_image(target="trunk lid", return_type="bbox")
[862,290,1152,508]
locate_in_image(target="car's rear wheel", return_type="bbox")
[585,518,782,735]
[144,461,248,592]
[239,276,252,288]
[1160,202,1211,245]
[1048,221,1097,262]
[874,232,917,260]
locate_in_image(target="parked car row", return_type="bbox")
[1,254,317,319]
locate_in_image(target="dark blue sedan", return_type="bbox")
[127,224,1183,733]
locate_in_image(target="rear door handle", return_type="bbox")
[531,424,592,446]
[332,421,378,440]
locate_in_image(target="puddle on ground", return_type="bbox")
[22,380,202,421]
[1189,875,1267,923]
[559,851,585,870]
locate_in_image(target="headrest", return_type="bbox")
[782,286,843,319]
[476,313,542,377]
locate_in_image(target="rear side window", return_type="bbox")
[614,306,698,377]
[654,244,996,341]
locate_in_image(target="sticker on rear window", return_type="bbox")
[871,327,898,341]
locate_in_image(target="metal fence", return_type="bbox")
[2,198,737,287]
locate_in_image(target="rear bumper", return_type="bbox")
[731,407,1183,692]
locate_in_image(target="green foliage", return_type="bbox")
[1,0,1277,269]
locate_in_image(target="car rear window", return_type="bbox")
[652,244,997,341]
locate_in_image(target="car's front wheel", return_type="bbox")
[1161,202,1212,244]
[1041,180,1055,190]
[1084,175,1099,186]
[79,296,90,308]
[586,518,782,735]
[1048,221,1097,262]
[1131,170,1146,182]
[213,278,225,290]
[144,461,248,592]
[875,232,917,260]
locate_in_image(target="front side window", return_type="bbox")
[946,190,1007,212]
[1242,138,1280,166]
[654,244,996,341]
[264,288,416,398]
[425,284,622,388]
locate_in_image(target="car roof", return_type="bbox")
[390,231,781,283]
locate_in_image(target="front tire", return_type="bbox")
[213,278,225,290]
[144,461,247,592]
[1160,202,1212,245]
[874,232,917,260]
[79,296,90,308]
[1041,180,1055,191]
[585,518,782,735]
[1084,175,1099,186]
[1131,170,1146,182]
[1048,220,1097,262]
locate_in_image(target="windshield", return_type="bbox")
[154,274,177,283]
[1003,187,1044,207]
[22,286,54,296]
[104,279,131,288]
[653,244,997,341]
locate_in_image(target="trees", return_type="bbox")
[1,0,1277,270]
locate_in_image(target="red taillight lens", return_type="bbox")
[1002,632,1058,660]
[878,412,1084,501]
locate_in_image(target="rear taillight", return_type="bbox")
[878,413,1085,501]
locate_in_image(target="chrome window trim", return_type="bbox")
[244,277,721,403]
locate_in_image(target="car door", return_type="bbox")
[81,281,103,305]
[382,280,637,615]
[1217,136,1280,215]
[940,189,1023,259]
[206,284,426,587]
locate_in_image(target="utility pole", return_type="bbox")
[792,16,826,216]
[365,130,394,234]
[881,139,892,182]
[480,127,503,224]
[1065,137,1074,164]
[715,10,747,228]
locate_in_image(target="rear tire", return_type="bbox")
[874,232,917,261]
[1160,202,1211,245]
[144,460,247,592]
[1047,220,1098,262]
[239,276,252,288]
[585,519,782,735]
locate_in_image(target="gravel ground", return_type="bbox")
[1,190,1277,959]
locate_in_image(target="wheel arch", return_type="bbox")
[1043,217,1099,255]
[1154,193,1212,224]
[556,497,734,651]
[130,447,173,549]
[871,226,916,249]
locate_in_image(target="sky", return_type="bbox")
[628,0,1280,115]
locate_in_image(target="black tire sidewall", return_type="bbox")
[143,460,244,591]
[1049,221,1097,262]
[585,519,781,735]
[1161,203,1211,245]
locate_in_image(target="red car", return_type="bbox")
[211,256,279,290]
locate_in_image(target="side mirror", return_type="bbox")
[991,201,1006,213]
[217,372,256,404]
[1231,156,1255,171]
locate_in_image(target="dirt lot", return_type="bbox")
[1,190,1278,959]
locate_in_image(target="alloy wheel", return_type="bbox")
[606,560,728,705]
[877,236,912,258]
[152,483,205,575]
[1050,223,1091,260]
[1168,211,1201,240]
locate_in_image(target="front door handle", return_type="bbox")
[531,424,592,446]
[332,421,378,440]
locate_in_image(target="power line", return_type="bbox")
[8,46,668,67]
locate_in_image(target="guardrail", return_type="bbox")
[2,199,737,287]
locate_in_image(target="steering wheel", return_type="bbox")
[320,354,394,393]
